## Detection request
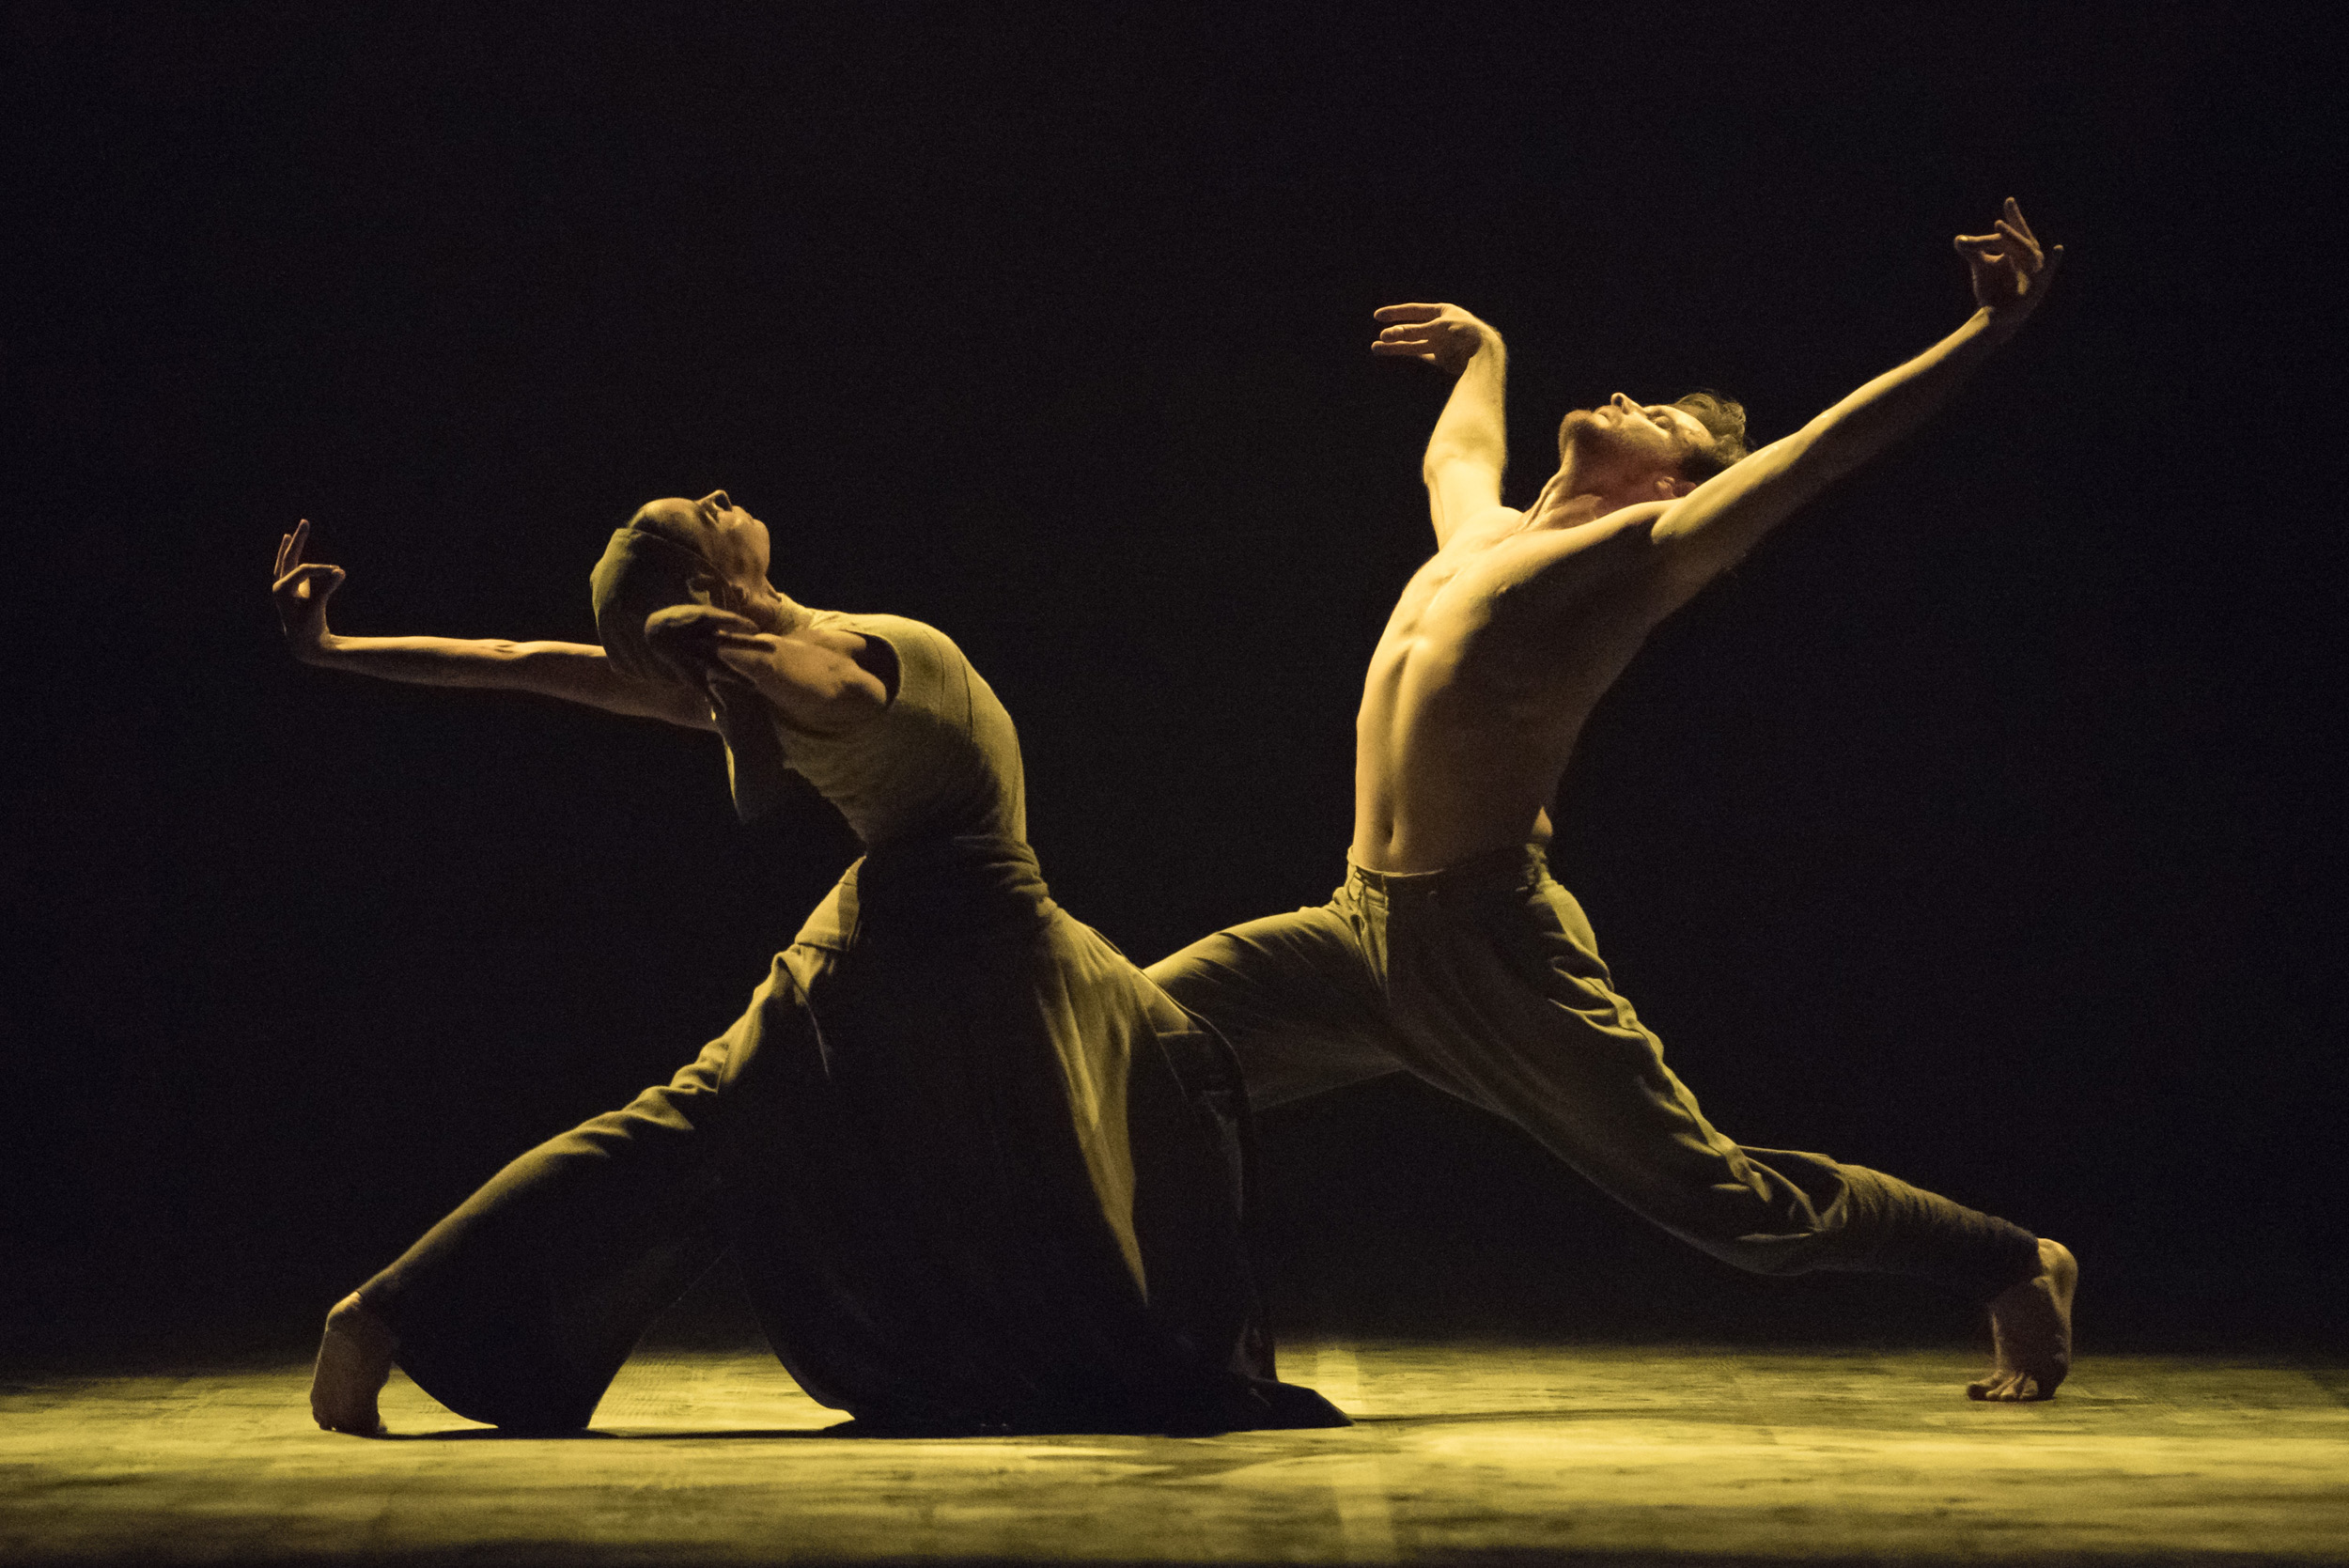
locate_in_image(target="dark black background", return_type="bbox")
[6,2,2341,1361]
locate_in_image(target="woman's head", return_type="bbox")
[589,489,792,689]
[626,490,775,598]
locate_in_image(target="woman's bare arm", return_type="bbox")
[270,520,715,730]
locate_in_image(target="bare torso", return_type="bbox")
[1350,499,1697,873]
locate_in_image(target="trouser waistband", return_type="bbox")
[1345,842,1548,901]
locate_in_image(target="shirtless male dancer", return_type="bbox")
[1147,200,2077,1401]
[276,499,1340,1436]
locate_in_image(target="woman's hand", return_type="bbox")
[272,520,347,663]
[641,602,765,690]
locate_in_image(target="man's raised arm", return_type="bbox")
[1651,199,2063,587]
[1373,303,1509,546]
[271,520,716,729]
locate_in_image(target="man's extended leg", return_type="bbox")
[1352,851,2072,1399]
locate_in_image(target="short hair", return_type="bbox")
[1671,391,1751,484]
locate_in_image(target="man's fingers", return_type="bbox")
[2020,243,2065,299]
[1370,340,1436,358]
[1372,303,1442,322]
[1995,219,2040,266]
[2003,197,2038,244]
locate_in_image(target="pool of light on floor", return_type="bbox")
[4,1343,2344,1565]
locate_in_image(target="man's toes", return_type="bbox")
[1970,1370,2059,1404]
[1968,1372,2021,1402]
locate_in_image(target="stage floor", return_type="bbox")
[4,1341,2342,1566]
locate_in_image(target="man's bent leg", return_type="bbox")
[1144,901,1408,1110]
[329,1040,732,1432]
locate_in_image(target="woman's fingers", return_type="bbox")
[276,519,309,577]
[272,562,341,602]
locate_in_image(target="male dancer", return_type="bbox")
[1147,200,2076,1401]
[275,498,1341,1436]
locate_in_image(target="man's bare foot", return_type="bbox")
[1968,1238,2077,1402]
[310,1292,397,1435]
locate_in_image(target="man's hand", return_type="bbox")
[272,519,347,663]
[1379,303,1510,544]
[1372,303,1500,375]
[1955,197,2063,334]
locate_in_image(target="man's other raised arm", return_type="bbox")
[1652,200,2062,588]
[1374,303,1508,546]
[271,521,715,729]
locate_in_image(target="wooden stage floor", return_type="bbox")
[4,1341,2342,1566]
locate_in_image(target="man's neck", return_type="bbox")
[1525,490,1608,531]
[1525,483,1642,534]
[1523,466,1667,532]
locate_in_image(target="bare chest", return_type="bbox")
[1381,520,1663,690]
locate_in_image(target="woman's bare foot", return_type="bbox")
[309,1292,397,1435]
[1968,1238,2077,1402]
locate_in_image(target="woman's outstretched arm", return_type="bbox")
[270,520,715,730]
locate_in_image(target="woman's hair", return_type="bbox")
[588,524,712,690]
